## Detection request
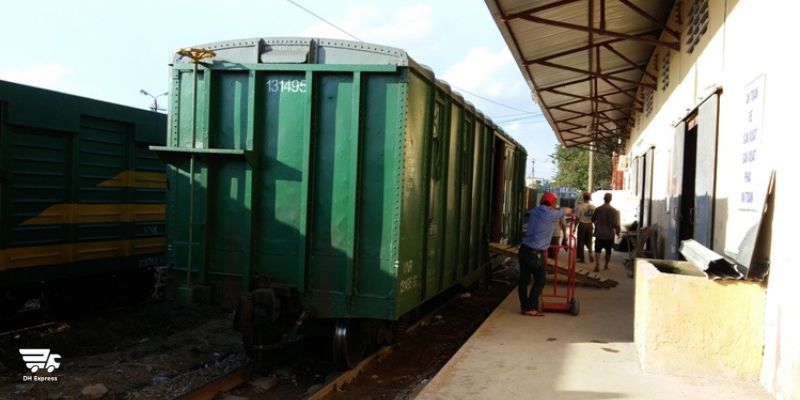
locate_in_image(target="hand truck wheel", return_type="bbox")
[570,297,580,316]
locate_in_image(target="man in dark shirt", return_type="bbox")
[591,193,620,272]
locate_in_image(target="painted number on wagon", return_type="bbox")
[266,79,307,93]
[399,276,419,294]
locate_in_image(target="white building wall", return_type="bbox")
[625,0,799,398]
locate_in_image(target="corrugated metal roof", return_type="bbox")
[485,0,676,152]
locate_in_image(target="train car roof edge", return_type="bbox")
[171,37,526,154]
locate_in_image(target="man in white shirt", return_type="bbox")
[575,192,595,264]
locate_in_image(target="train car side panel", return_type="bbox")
[442,100,464,287]
[355,73,404,301]
[0,79,166,290]
[396,70,429,314]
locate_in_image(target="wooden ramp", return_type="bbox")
[489,243,618,289]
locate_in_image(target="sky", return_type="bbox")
[0,0,559,178]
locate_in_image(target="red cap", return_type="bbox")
[583,191,592,201]
[541,192,557,206]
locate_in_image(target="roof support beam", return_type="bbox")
[551,97,592,108]
[536,61,657,88]
[603,43,657,81]
[551,106,587,116]
[548,89,631,109]
[557,120,585,129]
[539,76,594,92]
[600,76,639,103]
[618,0,680,39]
[553,104,622,117]
[580,86,637,99]
[523,30,659,65]
[503,0,583,21]
[524,37,625,65]
[518,15,680,50]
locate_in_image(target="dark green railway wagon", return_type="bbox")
[156,38,526,367]
[0,80,167,311]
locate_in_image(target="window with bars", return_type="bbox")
[686,0,709,53]
[645,89,654,117]
[661,53,671,91]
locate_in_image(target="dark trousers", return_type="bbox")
[547,237,560,259]
[576,222,593,260]
[518,245,546,312]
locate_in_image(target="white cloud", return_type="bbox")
[300,4,432,43]
[441,46,512,92]
[0,64,69,87]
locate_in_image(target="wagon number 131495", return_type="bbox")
[266,79,307,93]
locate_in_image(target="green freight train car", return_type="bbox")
[0,80,167,316]
[155,38,526,368]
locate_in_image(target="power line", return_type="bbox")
[494,112,544,121]
[285,0,363,42]
[495,115,546,124]
[451,85,539,115]
[285,1,539,118]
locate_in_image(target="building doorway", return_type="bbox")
[667,93,719,259]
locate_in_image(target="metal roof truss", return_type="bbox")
[486,0,676,153]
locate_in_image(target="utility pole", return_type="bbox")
[587,143,594,192]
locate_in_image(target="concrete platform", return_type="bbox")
[416,251,772,400]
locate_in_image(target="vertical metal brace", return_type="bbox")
[243,69,258,292]
[298,70,314,293]
[175,48,216,288]
[345,72,364,302]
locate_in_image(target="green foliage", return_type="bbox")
[550,145,612,191]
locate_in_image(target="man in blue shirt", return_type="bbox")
[518,192,569,316]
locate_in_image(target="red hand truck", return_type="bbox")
[540,216,580,316]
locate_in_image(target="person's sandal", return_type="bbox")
[522,310,545,317]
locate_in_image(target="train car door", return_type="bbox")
[426,100,446,292]
[489,137,504,242]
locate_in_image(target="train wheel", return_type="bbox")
[570,297,580,316]
[332,319,367,370]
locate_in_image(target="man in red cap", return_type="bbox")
[518,192,570,316]
[575,192,596,264]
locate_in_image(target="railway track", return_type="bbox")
[173,291,461,400]
[174,342,396,400]
[175,364,256,400]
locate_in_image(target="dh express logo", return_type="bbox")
[19,349,61,373]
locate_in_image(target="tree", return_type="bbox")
[550,145,612,191]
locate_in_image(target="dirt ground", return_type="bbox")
[0,259,519,400]
[0,302,245,399]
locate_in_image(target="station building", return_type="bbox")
[486,0,799,398]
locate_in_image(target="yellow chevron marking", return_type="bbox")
[0,237,165,271]
[98,171,166,189]
[21,204,165,225]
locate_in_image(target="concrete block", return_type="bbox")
[634,258,765,380]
